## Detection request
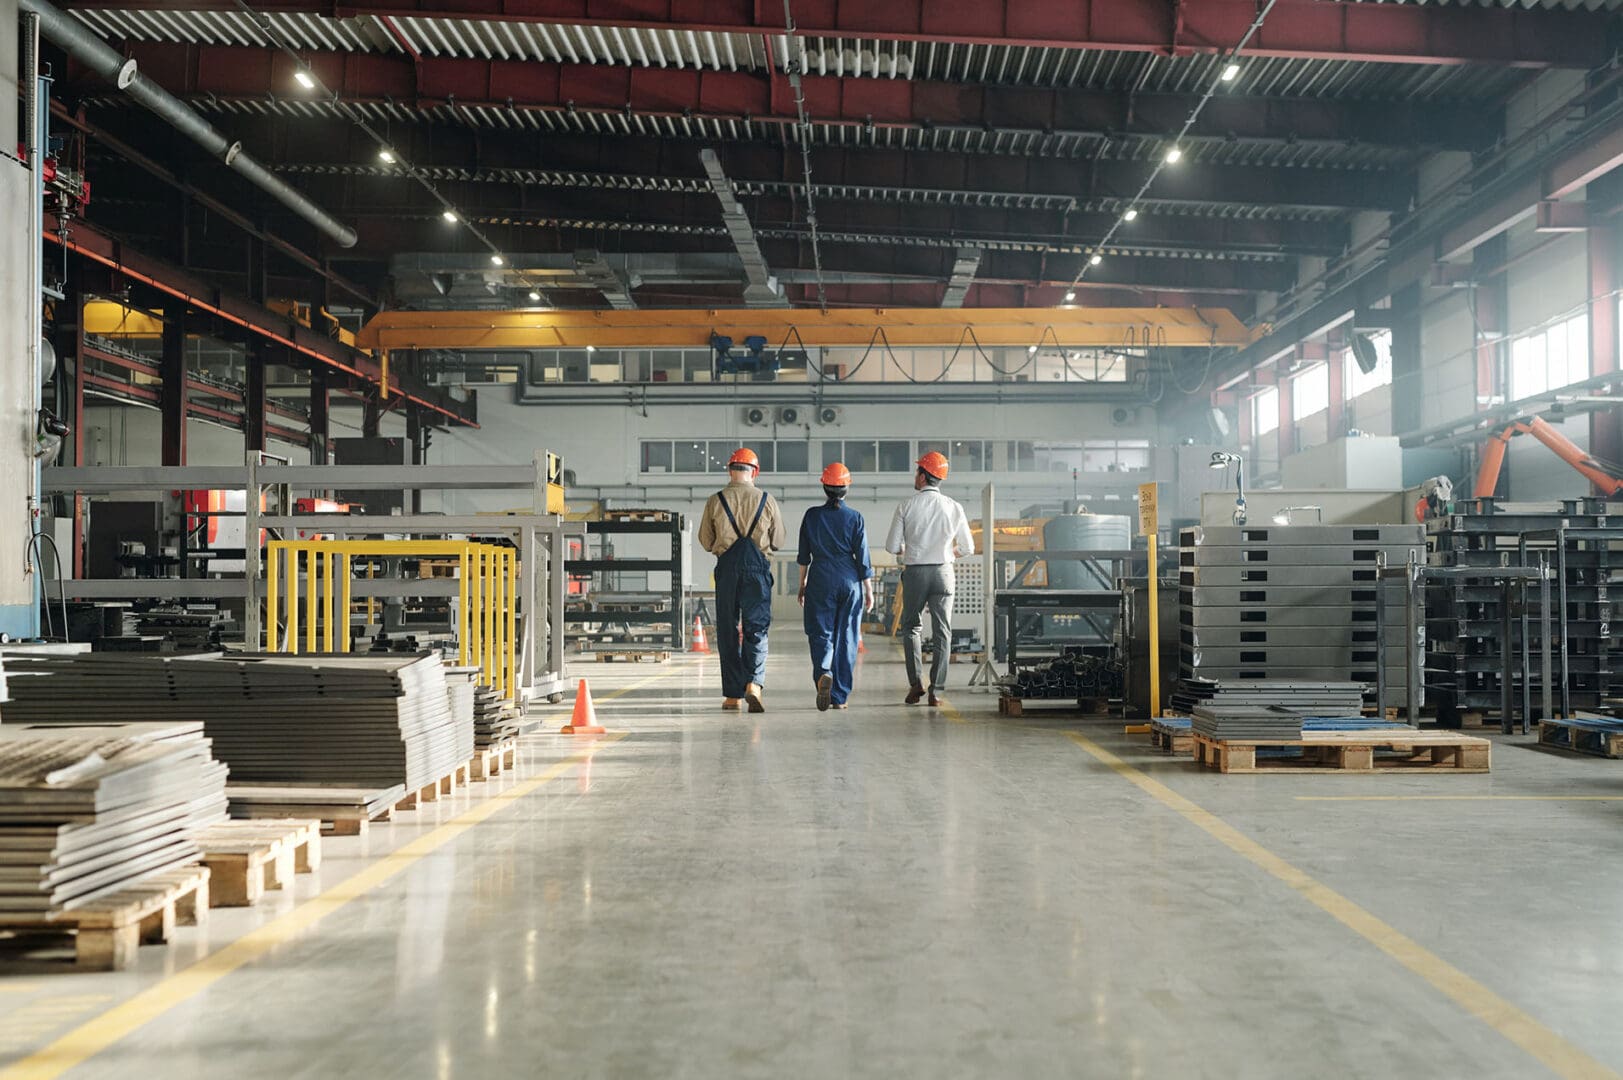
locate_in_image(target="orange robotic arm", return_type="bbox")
[1473,415,1623,498]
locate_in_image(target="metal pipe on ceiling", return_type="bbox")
[20,0,358,248]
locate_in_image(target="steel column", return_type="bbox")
[160,307,187,465]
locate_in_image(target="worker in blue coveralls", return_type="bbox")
[698,447,786,713]
[796,462,874,712]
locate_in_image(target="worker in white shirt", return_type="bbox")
[885,451,975,706]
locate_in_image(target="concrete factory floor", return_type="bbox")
[3,637,1623,1080]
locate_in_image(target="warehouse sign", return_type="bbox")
[1137,482,1157,537]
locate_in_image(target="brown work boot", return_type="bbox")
[816,673,833,712]
[928,691,944,708]
[722,698,742,711]
[905,684,926,705]
[745,683,765,713]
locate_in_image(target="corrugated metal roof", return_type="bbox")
[70,7,1533,103]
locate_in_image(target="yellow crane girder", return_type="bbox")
[355,306,1254,352]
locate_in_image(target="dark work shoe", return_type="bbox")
[905,684,926,705]
[928,691,944,708]
[816,673,833,712]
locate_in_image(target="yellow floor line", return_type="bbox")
[1297,795,1623,802]
[0,667,680,1080]
[1064,731,1621,1080]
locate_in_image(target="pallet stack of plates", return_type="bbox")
[0,721,227,913]
[1179,524,1426,710]
[1189,706,1304,741]
[1170,677,1368,717]
[1,653,471,793]
[472,685,521,749]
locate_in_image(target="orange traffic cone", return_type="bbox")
[560,678,606,735]
[692,616,710,654]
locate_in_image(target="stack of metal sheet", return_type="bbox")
[472,685,521,749]
[1190,705,1304,741]
[1179,524,1424,708]
[1170,677,1368,717]
[1,654,470,793]
[0,722,227,912]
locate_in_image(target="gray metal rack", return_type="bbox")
[565,517,687,652]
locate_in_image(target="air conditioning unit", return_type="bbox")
[816,405,843,426]
[776,405,802,426]
[1109,405,1138,428]
[740,405,770,427]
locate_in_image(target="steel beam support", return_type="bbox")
[1588,204,1621,479]
[1472,236,1508,414]
[47,217,476,426]
[941,248,982,308]
[308,364,330,464]
[244,346,267,453]
[1390,283,1423,438]
[81,0,1611,67]
[160,307,187,466]
[117,43,1499,152]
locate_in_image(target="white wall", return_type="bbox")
[431,390,1158,580]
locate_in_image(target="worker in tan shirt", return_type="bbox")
[697,448,787,712]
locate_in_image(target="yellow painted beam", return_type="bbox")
[356,306,1253,351]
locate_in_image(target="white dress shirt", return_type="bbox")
[886,488,975,565]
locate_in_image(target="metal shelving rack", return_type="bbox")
[565,516,687,652]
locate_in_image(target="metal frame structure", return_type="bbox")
[1376,554,1551,734]
[39,451,577,701]
[565,517,687,653]
[1517,526,1619,721]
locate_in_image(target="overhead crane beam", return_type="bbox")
[356,307,1254,352]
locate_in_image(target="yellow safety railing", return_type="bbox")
[265,539,518,701]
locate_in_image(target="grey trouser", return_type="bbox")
[900,563,955,691]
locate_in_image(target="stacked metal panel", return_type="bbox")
[1179,524,1426,705]
[1425,497,1622,716]
[1190,706,1303,741]
[1,654,470,792]
[0,722,227,912]
[1170,677,1368,717]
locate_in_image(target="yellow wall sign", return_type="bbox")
[1137,482,1158,536]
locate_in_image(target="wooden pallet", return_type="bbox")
[589,649,671,663]
[0,865,210,971]
[228,785,400,838]
[603,509,674,522]
[997,696,1108,717]
[1192,730,1491,774]
[469,739,519,781]
[394,754,485,811]
[1151,720,1194,753]
[1537,717,1623,758]
[196,820,322,907]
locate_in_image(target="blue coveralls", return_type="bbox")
[715,492,774,699]
[798,503,872,706]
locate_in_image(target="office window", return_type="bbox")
[949,440,983,472]
[878,440,912,472]
[1252,386,1279,436]
[1345,330,1393,399]
[1083,439,1151,472]
[845,440,878,472]
[675,440,707,473]
[1291,363,1329,421]
[707,441,737,473]
[777,440,810,473]
[641,441,673,473]
[1034,443,1085,472]
[740,440,775,472]
[822,441,844,469]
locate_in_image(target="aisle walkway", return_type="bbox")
[3,638,1623,1079]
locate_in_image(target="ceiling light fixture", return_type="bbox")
[1063,290,1076,303]
[528,290,541,302]
[1165,145,1183,164]
[1221,62,1240,82]
[441,209,458,224]
[1123,208,1139,222]
[1089,253,1103,266]
[378,148,396,164]
[490,254,505,266]
[293,69,316,90]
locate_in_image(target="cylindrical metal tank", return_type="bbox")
[1042,513,1133,590]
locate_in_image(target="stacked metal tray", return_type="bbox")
[1178,524,1426,705]
[1425,498,1622,716]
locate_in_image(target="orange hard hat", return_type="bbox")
[821,462,852,486]
[728,447,760,472]
[916,451,950,480]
